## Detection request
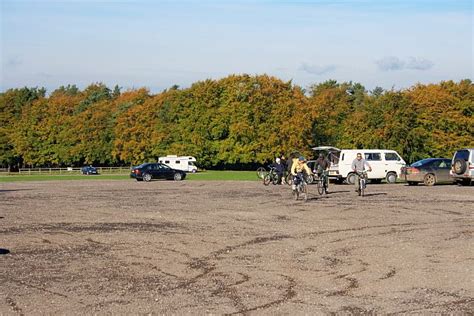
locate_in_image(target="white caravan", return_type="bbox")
[158,155,198,173]
[312,147,406,184]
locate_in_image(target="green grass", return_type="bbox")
[0,171,259,182]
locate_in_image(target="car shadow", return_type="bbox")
[0,189,32,193]
[0,248,10,255]
[363,192,388,197]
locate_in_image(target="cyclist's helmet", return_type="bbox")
[298,156,305,161]
[275,158,281,163]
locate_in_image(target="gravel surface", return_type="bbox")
[1,180,473,314]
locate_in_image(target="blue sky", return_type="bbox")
[1,0,472,93]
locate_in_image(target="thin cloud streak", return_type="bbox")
[376,56,435,71]
[299,63,337,75]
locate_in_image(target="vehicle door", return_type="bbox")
[158,164,174,179]
[147,164,160,179]
[384,152,406,176]
[435,159,452,182]
[364,152,384,178]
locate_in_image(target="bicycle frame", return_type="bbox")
[356,170,368,196]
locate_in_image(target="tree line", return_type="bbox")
[0,75,472,169]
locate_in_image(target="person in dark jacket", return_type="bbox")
[271,157,286,184]
[314,153,331,193]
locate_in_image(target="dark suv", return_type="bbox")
[130,163,186,182]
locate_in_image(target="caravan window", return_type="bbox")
[175,160,180,164]
[164,160,170,164]
[385,153,401,161]
[365,153,381,161]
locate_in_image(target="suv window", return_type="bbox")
[385,153,400,161]
[365,153,381,161]
[454,150,470,161]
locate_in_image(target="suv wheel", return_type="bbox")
[143,173,152,182]
[453,159,467,175]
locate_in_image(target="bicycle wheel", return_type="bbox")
[361,179,365,197]
[302,184,308,201]
[263,173,271,186]
[286,174,293,186]
[272,173,279,185]
[293,187,299,200]
[317,179,324,195]
[257,167,266,179]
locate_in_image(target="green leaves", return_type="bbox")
[1,78,472,168]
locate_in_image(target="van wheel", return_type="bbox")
[386,172,397,184]
[143,173,152,182]
[174,173,183,181]
[423,173,436,186]
[346,173,356,185]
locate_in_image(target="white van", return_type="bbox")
[158,155,198,173]
[312,147,406,184]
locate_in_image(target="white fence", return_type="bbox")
[0,167,131,176]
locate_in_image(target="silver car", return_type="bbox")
[401,158,453,186]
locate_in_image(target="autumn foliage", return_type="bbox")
[1,76,472,168]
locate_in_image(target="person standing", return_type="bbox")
[271,157,285,184]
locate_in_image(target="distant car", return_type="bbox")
[450,148,474,186]
[130,162,186,182]
[401,158,453,186]
[81,166,99,175]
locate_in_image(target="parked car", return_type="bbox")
[401,158,453,186]
[81,166,99,175]
[130,162,186,182]
[450,148,474,185]
[312,147,406,184]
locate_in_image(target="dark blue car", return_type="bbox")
[81,166,99,175]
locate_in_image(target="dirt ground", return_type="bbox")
[0,179,473,315]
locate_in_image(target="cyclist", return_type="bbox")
[271,157,285,184]
[291,156,313,191]
[351,153,372,192]
[314,153,331,193]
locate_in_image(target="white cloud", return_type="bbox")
[376,56,434,71]
[299,63,337,75]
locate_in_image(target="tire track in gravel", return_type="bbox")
[225,275,297,315]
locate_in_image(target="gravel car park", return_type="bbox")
[1,180,472,314]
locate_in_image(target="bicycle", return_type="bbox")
[355,170,368,196]
[263,166,280,186]
[256,166,266,179]
[315,170,329,195]
[292,173,308,201]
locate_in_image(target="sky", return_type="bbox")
[1,0,473,93]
